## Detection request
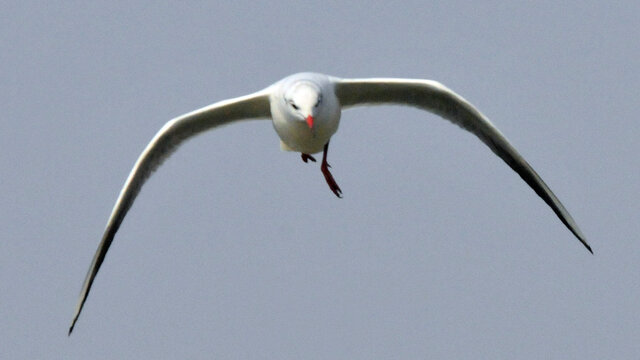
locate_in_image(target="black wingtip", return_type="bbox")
[68,320,76,336]
[578,235,593,254]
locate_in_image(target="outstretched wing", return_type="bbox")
[69,90,272,334]
[334,78,591,253]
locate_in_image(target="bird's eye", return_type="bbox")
[290,103,299,110]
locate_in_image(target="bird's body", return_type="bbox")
[271,73,341,154]
[69,72,592,335]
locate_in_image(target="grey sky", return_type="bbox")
[2,1,638,359]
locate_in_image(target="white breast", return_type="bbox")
[269,73,341,154]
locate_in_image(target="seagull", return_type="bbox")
[69,72,592,335]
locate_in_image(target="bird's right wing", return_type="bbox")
[69,89,272,334]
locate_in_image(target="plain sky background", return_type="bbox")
[2,1,639,359]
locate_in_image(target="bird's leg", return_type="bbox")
[320,141,342,198]
[301,153,316,163]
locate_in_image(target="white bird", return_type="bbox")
[69,72,592,334]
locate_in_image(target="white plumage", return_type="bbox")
[69,72,591,335]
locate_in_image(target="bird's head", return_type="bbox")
[284,81,323,129]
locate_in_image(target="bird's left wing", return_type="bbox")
[333,77,591,253]
[69,89,272,335]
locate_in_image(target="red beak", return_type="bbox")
[305,115,314,129]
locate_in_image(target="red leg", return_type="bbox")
[320,141,342,198]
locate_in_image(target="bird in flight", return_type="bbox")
[69,72,592,335]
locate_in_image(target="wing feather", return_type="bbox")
[334,78,591,253]
[69,90,271,334]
